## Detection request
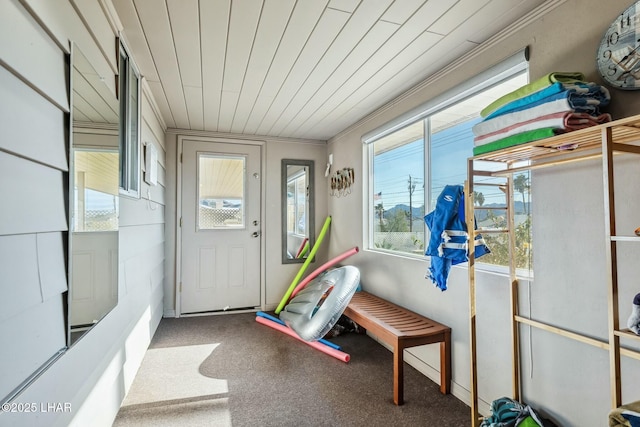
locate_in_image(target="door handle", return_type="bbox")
[252,231,261,238]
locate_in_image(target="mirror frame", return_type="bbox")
[281,159,315,264]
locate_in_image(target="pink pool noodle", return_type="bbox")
[295,237,309,258]
[289,246,359,301]
[255,316,350,363]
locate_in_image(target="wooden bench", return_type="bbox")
[343,291,451,405]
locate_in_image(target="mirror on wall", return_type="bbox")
[69,44,119,345]
[282,159,315,264]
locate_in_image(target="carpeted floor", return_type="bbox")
[114,313,469,426]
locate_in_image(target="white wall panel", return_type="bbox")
[0,234,42,323]
[0,0,68,110]
[37,232,69,301]
[0,296,66,402]
[118,196,165,227]
[0,66,67,171]
[0,152,68,236]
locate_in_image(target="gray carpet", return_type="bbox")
[114,313,469,426]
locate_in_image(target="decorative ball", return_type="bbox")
[635,227,640,236]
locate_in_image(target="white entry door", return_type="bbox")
[180,139,261,314]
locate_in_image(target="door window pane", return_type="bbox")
[198,154,245,229]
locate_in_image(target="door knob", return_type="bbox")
[252,231,261,238]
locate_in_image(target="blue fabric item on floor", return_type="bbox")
[424,185,490,291]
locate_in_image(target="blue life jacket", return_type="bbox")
[424,185,490,291]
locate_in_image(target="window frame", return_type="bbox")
[363,51,530,271]
[118,38,141,199]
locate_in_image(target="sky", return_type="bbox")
[373,117,485,213]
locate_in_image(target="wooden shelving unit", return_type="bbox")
[465,114,640,427]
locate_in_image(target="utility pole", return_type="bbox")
[408,175,417,232]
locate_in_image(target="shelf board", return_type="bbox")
[472,114,640,165]
[611,235,640,242]
[614,329,640,341]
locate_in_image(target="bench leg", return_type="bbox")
[440,331,451,394]
[393,344,404,405]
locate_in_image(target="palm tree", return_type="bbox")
[473,191,485,207]
[513,174,530,214]
[375,203,385,229]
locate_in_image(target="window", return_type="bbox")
[198,154,245,229]
[118,40,141,198]
[365,55,530,268]
[73,149,119,232]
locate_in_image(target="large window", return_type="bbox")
[366,61,531,269]
[118,40,141,198]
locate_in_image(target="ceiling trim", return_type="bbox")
[328,0,568,144]
[167,128,326,146]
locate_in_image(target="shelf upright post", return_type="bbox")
[506,169,521,402]
[601,126,622,408]
[466,157,480,427]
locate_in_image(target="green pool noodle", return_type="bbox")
[275,215,332,314]
[296,241,310,258]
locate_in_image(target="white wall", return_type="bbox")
[163,132,328,315]
[326,1,640,426]
[0,1,166,426]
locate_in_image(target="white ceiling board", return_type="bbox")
[218,91,240,133]
[183,85,204,131]
[428,0,490,35]
[380,0,428,25]
[146,80,176,129]
[255,7,351,135]
[327,0,360,14]
[465,0,544,44]
[281,19,399,137]
[71,0,117,70]
[270,0,456,136]
[112,0,159,81]
[241,0,329,134]
[110,0,566,138]
[266,0,394,136]
[134,0,189,128]
[199,0,230,131]
[230,0,297,134]
[299,31,446,139]
[166,0,201,88]
[223,0,264,92]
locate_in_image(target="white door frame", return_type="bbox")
[175,135,266,317]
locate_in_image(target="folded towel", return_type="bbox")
[473,89,609,139]
[474,112,611,147]
[473,128,558,156]
[485,82,610,121]
[481,72,585,118]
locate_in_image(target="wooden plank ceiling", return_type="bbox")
[112,0,550,141]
